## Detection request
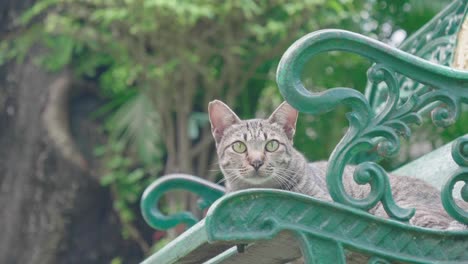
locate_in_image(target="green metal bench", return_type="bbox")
[140,1,468,263]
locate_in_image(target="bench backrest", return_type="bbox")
[366,0,468,108]
[275,0,468,222]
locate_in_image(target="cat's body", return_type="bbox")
[208,100,466,230]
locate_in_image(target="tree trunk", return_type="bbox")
[0,1,143,263]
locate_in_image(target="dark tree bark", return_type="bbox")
[0,1,143,263]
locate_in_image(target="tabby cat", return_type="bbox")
[208,99,466,230]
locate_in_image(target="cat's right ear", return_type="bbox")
[208,100,240,144]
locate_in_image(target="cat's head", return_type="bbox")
[208,100,299,190]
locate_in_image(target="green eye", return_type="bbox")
[232,141,247,153]
[265,140,279,152]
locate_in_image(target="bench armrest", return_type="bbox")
[277,29,468,224]
[141,174,225,230]
[206,189,468,264]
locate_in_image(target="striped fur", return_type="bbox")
[209,100,467,231]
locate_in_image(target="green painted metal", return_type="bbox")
[442,135,468,224]
[276,28,468,222]
[140,220,207,264]
[203,247,238,264]
[141,1,468,263]
[141,174,224,230]
[366,0,468,107]
[139,187,468,264]
[205,189,468,264]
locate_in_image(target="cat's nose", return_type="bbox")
[250,159,264,170]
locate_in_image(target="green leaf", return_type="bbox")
[20,0,59,25]
[100,173,116,186]
[106,93,163,165]
[110,257,123,264]
[93,145,107,157]
[120,207,135,222]
[90,8,129,26]
[127,169,145,183]
[107,156,125,169]
[39,36,74,71]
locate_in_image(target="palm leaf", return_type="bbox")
[107,92,163,166]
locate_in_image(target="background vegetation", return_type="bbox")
[2,0,465,263]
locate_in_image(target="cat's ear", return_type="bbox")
[268,102,298,141]
[208,100,241,144]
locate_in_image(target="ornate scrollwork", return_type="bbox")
[442,136,468,224]
[369,0,468,106]
[276,29,468,222]
[206,189,468,264]
[141,174,225,230]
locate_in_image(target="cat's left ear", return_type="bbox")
[268,102,298,141]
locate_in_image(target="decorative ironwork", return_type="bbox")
[367,0,468,108]
[141,174,225,230]
[205,189,468,264]
[140,1,468,263]
[276,29,468,222]
[442,135,468,224]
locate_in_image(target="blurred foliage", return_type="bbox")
[1,0,369,256]
[0,0,462,260]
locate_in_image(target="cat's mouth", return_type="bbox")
[242,171,272,184]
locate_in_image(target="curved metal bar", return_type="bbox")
[206,189,468,263]
[277,29,468,114]
[276,29,468,221]
[442,135,468,224]
[452,135,468,167]
[141,174,225,230]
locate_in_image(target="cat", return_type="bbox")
[208,99,467,230]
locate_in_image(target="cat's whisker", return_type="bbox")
[207,100,465,230]
[275,168,299,175]
[274,171,294,180]
[227,176,243,186]
[216,178,228,185]
[275,172,295,190]
[272,173,288,187]
[272,177,283,188]
[276,172,298,188]
[277,175,294,191]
